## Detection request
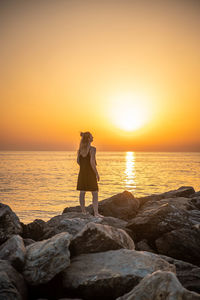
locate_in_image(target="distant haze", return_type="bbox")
[0,0,200,151]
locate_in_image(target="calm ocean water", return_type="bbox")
[0,151,199,224]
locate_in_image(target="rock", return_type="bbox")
[155,227,200,266]
[41,215,94,239]
[137,186,195,206]
[0,235,26,271]
[159,254,200,294]
[0,271,22,300]
[188,210,200,225]
[116,270,200,300]
[23,238,35,247]
[60,212,128,229]
[0,259,27,300]
[23,232,71,285]
[63,191,139,220]
[62,249,175,300]
[69,222,134,256]
[189,191,200,198]
[41,213,129,240]
[21,219,46,241]
[0,203,22,245]
[135,239,155,253]
[126,202,193,243]
[191,196,200,209]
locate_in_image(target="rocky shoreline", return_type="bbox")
[0,186,200,299]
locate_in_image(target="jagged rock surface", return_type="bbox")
[70,222,134,256]
[116,270,200,300]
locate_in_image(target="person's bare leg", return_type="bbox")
[92,191,103,217]
[79,191,87,214]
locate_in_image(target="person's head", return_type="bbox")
[78,131,93,156]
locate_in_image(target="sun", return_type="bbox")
[108,92,152,132]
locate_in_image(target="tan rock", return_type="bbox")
[62,249,175,300]
[70,222,134,256]
[116,270,200,300]
[23,232,71,285]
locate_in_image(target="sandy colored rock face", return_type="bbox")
[62,249,175,300]
[23,232,71,285]
[116,271,200,300]
[70,222,134,256]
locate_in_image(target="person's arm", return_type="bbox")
[77,150,80,165]
[90,147,100,180]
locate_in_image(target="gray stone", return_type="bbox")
[42,213,129,240]
[23,232,71,285]
[159,254,200,294]
[155,227,200,266]
[0,271,22,300]
[62,249,175,300]
[137,186,195,206]
[0,235,26,271]
[70,222,134,256]
[126,202,193,243]
[21,219,46,241]
[0,203,22,245]
[23,238,35,247]
[135,239,155,253]
[0,259,27,300]
[116,270,200,300]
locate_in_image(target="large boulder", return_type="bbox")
[0,203,22,245]
[23,232,71,285]
[62,249,175,300]
[116,270,200,300]
[126,202,193,243]
[41,213,129,240]
[137,186,195,207]
[69,222,134,256]
[0,235,26,271]
[159,254,200,294]
[63,191,139,220]
[155,227,200,266]
[59,212,128,229]
[0,259,27,300]
[21,219,46,241]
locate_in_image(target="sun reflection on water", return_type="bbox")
[124,151,136,188]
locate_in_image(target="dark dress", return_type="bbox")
[76,148,99,191]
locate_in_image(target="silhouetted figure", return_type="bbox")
[76,131,103,217]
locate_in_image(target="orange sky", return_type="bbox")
[0,0,200,151]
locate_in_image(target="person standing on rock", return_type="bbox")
[76,131,103,218]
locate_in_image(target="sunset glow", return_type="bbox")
[108,92,152,131]
[0,1,199,151]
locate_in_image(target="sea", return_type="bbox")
[0,151,199,224]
